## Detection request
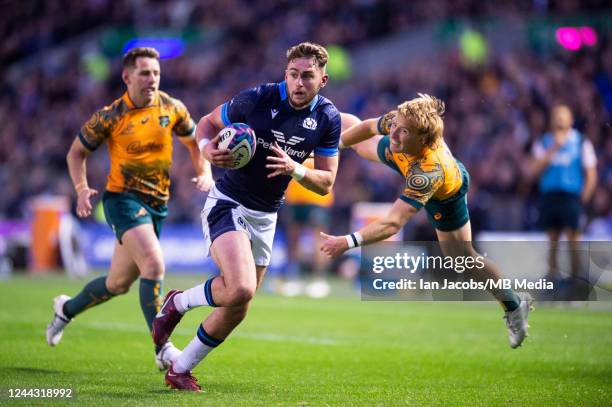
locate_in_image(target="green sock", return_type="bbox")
[493,288,521,312]
[139,278,163,332]
[63,276,115,319]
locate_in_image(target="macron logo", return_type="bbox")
[271,109,279,119]
[271,129,305,146]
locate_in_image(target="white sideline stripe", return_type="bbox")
[81,321,340,346]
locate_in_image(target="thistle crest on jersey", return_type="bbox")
[302,117,317,130]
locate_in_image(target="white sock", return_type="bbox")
[174,278,216,313]
[173,325,222,373]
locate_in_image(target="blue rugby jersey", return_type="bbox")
[215,81,341,212]
[536,130,588,195]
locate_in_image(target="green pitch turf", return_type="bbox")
[0,273,610,406]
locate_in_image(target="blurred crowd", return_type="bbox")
[0,0,610,236]
[4,0,609,67]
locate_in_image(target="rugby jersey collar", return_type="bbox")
[278,81,319,112]
[122,91,160,110]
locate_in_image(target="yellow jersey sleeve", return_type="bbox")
[376,110,396,135]
[78,108,114,151]
[172,98,196,137]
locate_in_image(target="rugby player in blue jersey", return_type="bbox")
[152,42,351,391]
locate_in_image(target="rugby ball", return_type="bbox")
[217,123,257,169]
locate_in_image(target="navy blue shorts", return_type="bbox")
[538,191,582,231]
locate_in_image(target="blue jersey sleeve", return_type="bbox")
[314,108,341,157]
[220,86,262,126]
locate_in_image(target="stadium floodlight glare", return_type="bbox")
[556,26,598,51]
[579,27,598,47]
[123,38,184,59]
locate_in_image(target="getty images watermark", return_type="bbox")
[370,252,552,290]
[360,241,612,302]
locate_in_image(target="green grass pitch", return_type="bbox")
[0,273,610,406]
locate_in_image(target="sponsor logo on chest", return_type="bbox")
[126,141,164,154]
[259,129,308,159]
[272,129,305,146]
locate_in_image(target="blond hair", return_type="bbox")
[122,47,160,69]
[286,42,329,70]
[397,93,445,148]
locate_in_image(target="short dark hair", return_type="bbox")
[122,47,160,69]
[286,42,328,69]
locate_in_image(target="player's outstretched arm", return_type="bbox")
[340,117,379,148]
[66,137,98,218]
[340,112,361,133]
[340,115,383,163]
[351,135,384,163]
[196,106,235,169]
[320,198,418,258]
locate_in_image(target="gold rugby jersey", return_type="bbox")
[376,111,462,208]
[78,91,195,207]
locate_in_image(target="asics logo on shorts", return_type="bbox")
[134,207,148,219]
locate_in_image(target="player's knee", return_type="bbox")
[227,284,255,306]
[140,254,165,279]
[106,278,132,295]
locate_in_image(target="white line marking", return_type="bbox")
[81,321,340,346]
